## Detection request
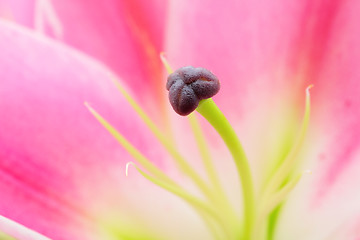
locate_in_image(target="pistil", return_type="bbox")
[196,99,255,240]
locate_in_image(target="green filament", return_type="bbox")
[109,74,215,203]
[188,113,240,237]
[85,102,175,186]
[196,98,255,240]
[262,85,312,198]
[259,173,303,226]
[260,85,313,240]
[86,101,234,238]
[188,114,221,192]
[127,162,232,239]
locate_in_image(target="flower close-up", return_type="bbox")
[1,0,360,240]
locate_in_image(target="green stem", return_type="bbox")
[197,98,255,240]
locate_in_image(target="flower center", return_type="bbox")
[86,55,312,240]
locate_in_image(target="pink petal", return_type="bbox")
[278,0,360,235]
[51,0,169,120]
[308,0,360,201]
[52,0,168,109]
[166,0,307,118]
[0,19,172,239]
[0,215,51,240]
[1,0,169,122]
[0,0,35,27]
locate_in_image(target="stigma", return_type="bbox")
[166,66,220,116]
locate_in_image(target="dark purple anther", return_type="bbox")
[166,66,220,116]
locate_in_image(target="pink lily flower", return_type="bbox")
[1,0,360,239]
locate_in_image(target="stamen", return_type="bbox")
[34,0,63,38]
[260,171,308,219]
[86,101,239,238]
[125,162,134,177]
[262,85,313,197]
[124,161,232,239]
[85,102,175,186]
[160,52,173,74]
[257,170,312,233]
[254,170,311,240]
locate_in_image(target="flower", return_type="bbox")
[1,0,360,239]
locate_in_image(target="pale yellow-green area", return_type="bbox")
[97,217,159,240]
[85,102,235,239]
[0,232,16,240]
